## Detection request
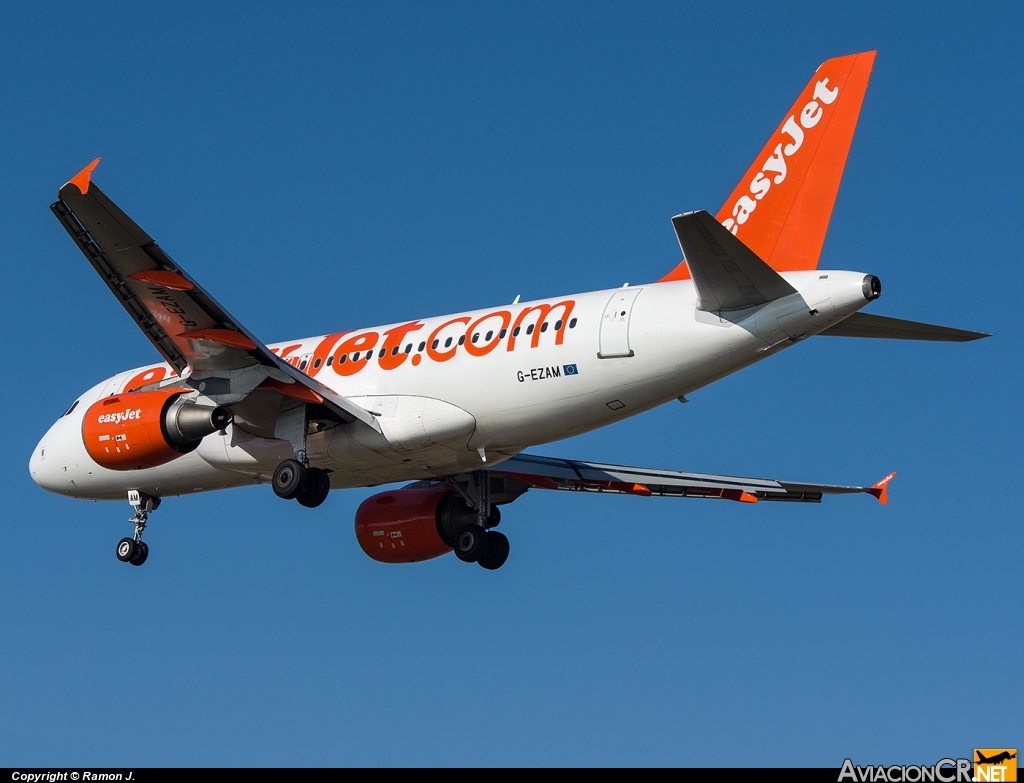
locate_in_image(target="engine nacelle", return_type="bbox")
[82,389,230,471]
[355,487,463,563]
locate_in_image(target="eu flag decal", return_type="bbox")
[563,364,579,376]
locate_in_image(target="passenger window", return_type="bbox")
[404,344,412,354]
[313,357,322,369]
[352,352,360,362]
[327,356,334,366]
[526,324,534,335]
[540,322,548,333]
[569,318,577,328]
[512,327,520,337]
[485,331,493,341]
[419,341,426,352]
[555,320,562,330]
[433,339,440,350]
[378,348,386,359]
[445,337,452,348]
[499,329,507,339]
[472,333,479,343]
[391,346,399,356]
[458,335,466,345]
[300,360,308,370]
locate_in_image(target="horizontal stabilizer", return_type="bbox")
[819,312,990,342]
[671,210,797,312]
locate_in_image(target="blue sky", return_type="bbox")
[1,1,1020,766]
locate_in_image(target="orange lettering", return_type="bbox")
[331,332,379,376]
[308,332,350,377]
[426,317,471,363]
[508,301,575,350]
[378,321,425,370]
[123,366,169,392]
[464,311,511,357]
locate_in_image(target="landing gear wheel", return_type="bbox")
[273,459,308,500]
[454,525,490,562]
[478,531,510,570]
[129,541,149,567]
[296,468,330,508]
[116,537,136,563]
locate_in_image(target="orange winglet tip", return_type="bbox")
[68,157,101,195]
[128,270,194,291]
[869,471,897,505]
[260,378,324,405]
[180,328,258,351]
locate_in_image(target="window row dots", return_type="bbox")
[303,317,579,369]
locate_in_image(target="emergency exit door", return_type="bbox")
[598,288,642,358]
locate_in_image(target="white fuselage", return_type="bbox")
[29,270,873,500]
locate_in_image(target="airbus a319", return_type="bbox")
[30,51,987,570]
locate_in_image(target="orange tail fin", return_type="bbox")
[661,51,876,282]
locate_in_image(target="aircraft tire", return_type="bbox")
[296,468,331,508]
[116,537,136,563]
[478,531,510,570]
[273,459,307,500]
[130,541,149,567]
[454,525,489,563]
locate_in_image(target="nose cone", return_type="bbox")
[29,426,72,495]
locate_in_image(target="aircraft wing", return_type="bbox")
[50,159,379,431]
[495,453,894,504]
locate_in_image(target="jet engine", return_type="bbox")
[355,486,506,564]
[355,487,456,563]
[82,389,229,470]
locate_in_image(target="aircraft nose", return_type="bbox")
[29,429,71,494]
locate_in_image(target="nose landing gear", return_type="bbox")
[116,490,158,567]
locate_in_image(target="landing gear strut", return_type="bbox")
[446,471,510,570]
[116,490,157,567]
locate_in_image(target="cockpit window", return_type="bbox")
[62,400,80,418]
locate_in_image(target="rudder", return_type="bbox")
[661,51,876,281]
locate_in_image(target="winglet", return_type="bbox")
[67,158,101,195]
[869,471,897,505]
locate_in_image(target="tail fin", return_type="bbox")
[869,472,897,505]
[661,51,876,282]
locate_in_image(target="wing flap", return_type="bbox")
[495,453,890,504]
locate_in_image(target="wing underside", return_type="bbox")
[490,453,893,504]
[51,159,379,433]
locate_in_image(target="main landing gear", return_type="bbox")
[446,471,510,570]
[272,458,331,508]
[116,490,158,567]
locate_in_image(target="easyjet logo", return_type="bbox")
[97,409,143,425]
[721,77,840,235]
[273,300,578,379]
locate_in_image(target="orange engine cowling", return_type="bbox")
[82,389,229,471]
[355,486,470,564]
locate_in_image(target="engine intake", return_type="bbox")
[83,389,228,471]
